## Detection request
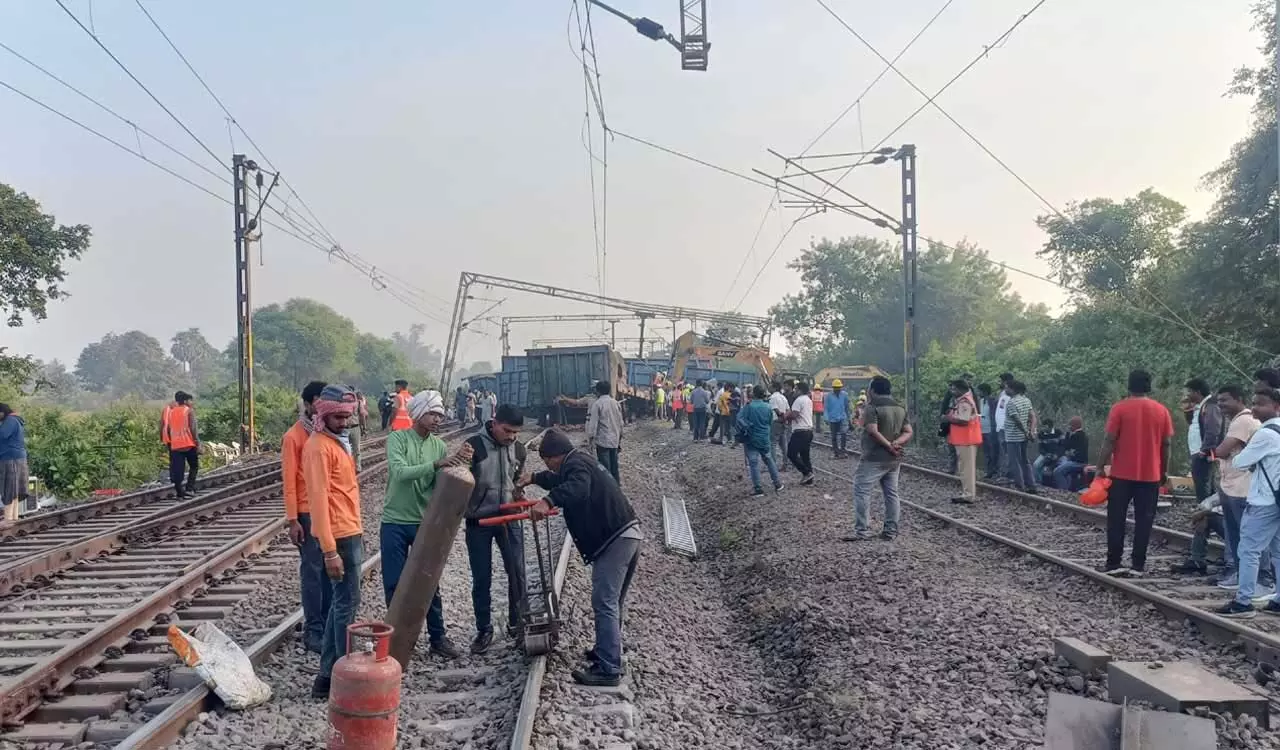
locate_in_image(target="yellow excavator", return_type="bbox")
[667,331,808,385]
[812,365,889,394]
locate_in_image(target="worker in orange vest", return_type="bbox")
[944,379,983,504]
[671,384,685,430]
[812,384,825,432]
[161,391,200,498]
[390,379,413,431]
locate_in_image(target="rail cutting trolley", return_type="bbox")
[478,496,563,656]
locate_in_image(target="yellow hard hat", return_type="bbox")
[831,379,844,388]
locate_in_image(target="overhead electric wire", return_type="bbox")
[811,0,1254,378]
[606,123,1277,364]
[52,0,224,172]
[720,0,958,308]
[571,0,609,300]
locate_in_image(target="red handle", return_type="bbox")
[479,508,560,526]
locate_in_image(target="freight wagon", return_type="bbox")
[497,356,529,410]
[524,345,627,426]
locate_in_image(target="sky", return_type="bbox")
[0,0,1265,370]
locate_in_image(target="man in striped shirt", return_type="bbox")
[1002,380,1036,493]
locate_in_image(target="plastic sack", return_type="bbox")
[167,622,272,709]
[1080,476,1111,507]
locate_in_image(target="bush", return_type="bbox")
[24,403,166,498]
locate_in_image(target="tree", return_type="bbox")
[1035,188,1187,298]
[250,299,360,390]
[170,328,228,390]
[391,324,443,374]
[350,333,412,395]
[75,331,185,398]
[0,183,91,327]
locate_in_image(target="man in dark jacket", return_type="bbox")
[1185,378,1225,504]
[463,404,528,655]
[520,429,640,687]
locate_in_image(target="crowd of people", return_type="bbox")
[284,376,642,699]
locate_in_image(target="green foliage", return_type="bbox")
[0,183,91,327]
[251,299,359,390]
[195,383,300,449]
[24,402,165,499]
[75,330,186,398]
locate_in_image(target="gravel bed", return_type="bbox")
[601,422,1278,749]
[532,427,811,750]
[167,426,567,750]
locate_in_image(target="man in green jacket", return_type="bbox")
[380,389,472,659]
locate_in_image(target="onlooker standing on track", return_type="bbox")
[655,383,666,421]
[1186,378,1225,504]
[378,390,393,430]
[812,384,825,433]
[825,379,851,458]
[303,385,363,698]
[345,388,368,472]
[671,384,685,430]
[993,372,1013,479]
[787,383,816,485]
[0,403,29,524]
[769,381,791,472]
[463,404,528,653]
[738,385,783,497]
[283,381,330,654]
[1208,386,1262,588]
[1052,417,1090,491]
[1096,369,1174,578]
[585,380,624,485]
[1215,388,1280,618]
[977,384,1000,479]
[380,390,472,660]
[390,379,413,430]
[938,385,958,475]
[847,375,912,540]
[708,382,728,443]
[161,391,200,499]
[690,380,710,441]
[945,379,982,504]
[520,429,641,687]
[1002,381,1036,494]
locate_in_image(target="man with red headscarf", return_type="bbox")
[303,384,362,699]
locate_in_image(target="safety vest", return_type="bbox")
[390,391,413,430]
[813,389,825,414]
[165,404,196,450]
[947,391,983,446]
[671,390,684,410]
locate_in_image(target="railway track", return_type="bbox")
[107,423,578,750]
[0,427,414,747]
[0,435,394,599]
[806,436,1280,669]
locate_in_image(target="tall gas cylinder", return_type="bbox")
[328,622,401,750]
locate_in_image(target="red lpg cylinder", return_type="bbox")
[328,622,402,750]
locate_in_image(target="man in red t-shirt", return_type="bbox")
[1096,369,1174,576]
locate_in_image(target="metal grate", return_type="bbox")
[661,494,698,557]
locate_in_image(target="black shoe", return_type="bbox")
[584,648,600,663]
[310,677,331,700]
[507,625,520,640]
[950,496,974,505]
[572,665,622,687]
[879,531,896,541]
[1171,559,1208,575]
[1262,600,1280,616]
[800,474,815,486]
[751,488,766,497]
[471,630,493,655]
[430,638,462,659]
[1215,600,1257,619]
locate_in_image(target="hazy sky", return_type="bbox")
[1,0,1263,369]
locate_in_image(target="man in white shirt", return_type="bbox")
[787,383,816,485]
[1216,388,1280,618]
[993,372,1013,477]
[768,382,791,471]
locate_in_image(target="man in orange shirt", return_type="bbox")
[303,385,363,699]
[390,379,413,430]
[160,391,200,498]
[1096,369,1174,577]
[283,380,329,654]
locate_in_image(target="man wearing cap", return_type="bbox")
[380,389,473,660]
[824,379,851,458]
[303,385,362,698]
[519,429,640,687]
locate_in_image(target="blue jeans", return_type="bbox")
[982,432,1000,477]
[1005,440,1033,490]
[297,513,332,651]
[1190,512,1226,565]
[592,536,640,676]
[464,523,525,635]
[1235,503,1280,605]
[829,420,848,453]
[745,446,781,492]
[1053,460,1086,491]
[380,522,447,642]
[316,534,362,687]
[853,460,901,536]
[1032,455,1047,485]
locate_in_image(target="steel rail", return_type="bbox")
[808,441,1280,666]
[111,424,478,748]
[509,531,575,750]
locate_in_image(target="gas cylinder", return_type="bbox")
[328,622,401,750]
